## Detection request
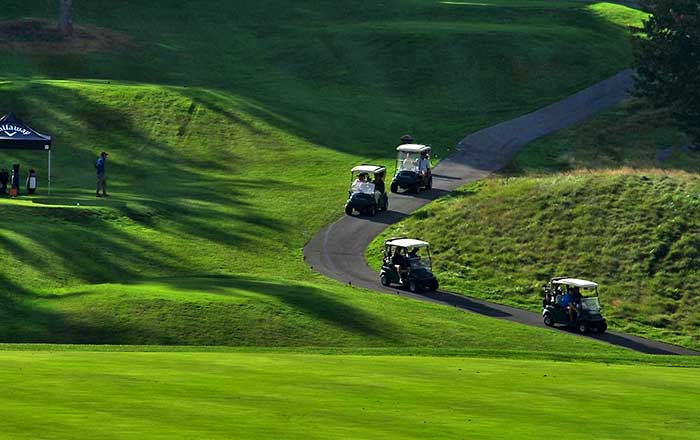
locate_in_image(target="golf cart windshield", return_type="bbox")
[580,296,601,312]
[350,175,375,195]
[409,256,431,271]
[406,246,432,271]
[350,170,376,195]
[397,152,419,173]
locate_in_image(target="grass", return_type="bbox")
[371,100,700,350]
[1,2,694,438]
[511,100,697,174]
[0,0,647,347]
[0,350,698,439]
[3,274,648,355]
[587,2,648,29]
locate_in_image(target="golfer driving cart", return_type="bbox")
[542,277,607,333]
[390,144,432,193]
[380,238,439,292]
[345,165,389,216]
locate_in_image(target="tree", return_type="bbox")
[634,0,700,144]
[59,0,73,37]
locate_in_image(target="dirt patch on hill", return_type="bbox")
[0,19,130,54]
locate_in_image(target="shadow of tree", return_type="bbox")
[0,83,301,289]
[1,275,400,345]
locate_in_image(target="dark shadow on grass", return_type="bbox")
[12,275,400,345]
[145,275,400,342]
[0,271,164,343]
[0,84,296,286]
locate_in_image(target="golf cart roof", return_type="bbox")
[351,165,386,174]
[552,278,598,288]
[385,238,430,249]
[396,144,431,154]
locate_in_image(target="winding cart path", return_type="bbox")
[304,69,699,356]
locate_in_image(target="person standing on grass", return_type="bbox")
[95,151,109,197]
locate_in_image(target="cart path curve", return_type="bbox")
[304,69,699,356]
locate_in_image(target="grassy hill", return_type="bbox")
[372,100,700,350]
[0,0,647,347]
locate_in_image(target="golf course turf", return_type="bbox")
[1,350,699,440]
[2,1,698,438]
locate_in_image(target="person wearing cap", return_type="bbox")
[95,151,109,197]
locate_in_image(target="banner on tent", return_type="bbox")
[0,113,52,150]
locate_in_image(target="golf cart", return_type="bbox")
[380,238,439,292]
[542,277,607,333]
[390,144,432,193]
[345,165,388,216]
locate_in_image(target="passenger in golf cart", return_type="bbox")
[542,277,607,333]
[345,165,389,216]
[380,238,439,293]
[390,144,432,193]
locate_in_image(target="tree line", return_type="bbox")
[634,0,699,145]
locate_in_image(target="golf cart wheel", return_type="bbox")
[578,322,588,334]
[408,280,419,293]
[429,280,439,291]
[598,321,607,333]
[345,205,353,216]
[390,182,398,193]
[380,274,390,287]
[543,313,554,327]
[368,205,376,217]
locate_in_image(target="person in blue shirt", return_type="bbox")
[560,287,580,322]
[95,151,109,197]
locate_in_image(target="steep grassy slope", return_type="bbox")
[372,101,700,349]
[1,349,698,440]
[511,100,697,174]
[0,0,646,346]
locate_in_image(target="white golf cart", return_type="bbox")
[345,165,388,216]
[380,237,439,292]
[542,277,607,333]
[390,144,432,193]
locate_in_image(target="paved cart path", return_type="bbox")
[305,69,699,356]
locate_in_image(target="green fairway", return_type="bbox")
[0,350,698,439]
[371,100,700,350]
[0,0,647,347]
